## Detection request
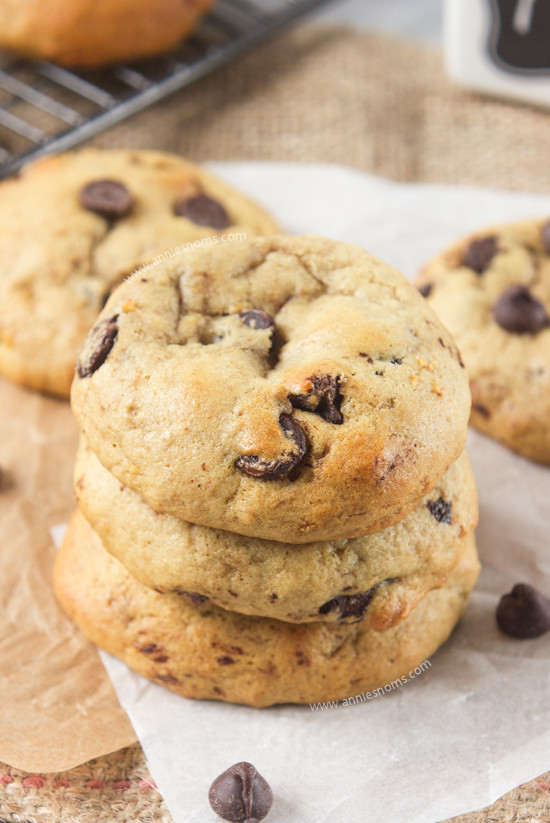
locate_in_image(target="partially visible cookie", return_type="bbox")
[0,149,279,397]
[416,218,550,463]
[75,438,478,629]
[71,235,471,543]
[54,511,480,708]
[0,0,214,66]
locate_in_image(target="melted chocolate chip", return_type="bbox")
[174,590,209,607]
[239,309,276,332]
[319,588,376,622]
[217,656,235,665]
[496,583,550,639]
[541,220,550,253]
[493,284,548,334]
[76,315,119,378]
[463,236,498,274]
[235,414,307,479]
[174,194,230,229]
[418,283,433,298]
[427,497,452,524]
[289,374,343,424]
[209,762,273,823]
[79,180,134,220]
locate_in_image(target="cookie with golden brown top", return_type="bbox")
[76,438,478,628]
[0,0,214,66]
[416,218,550,463]
[71,235,471,543]
[54,511,480,708]
[0,149,278,397]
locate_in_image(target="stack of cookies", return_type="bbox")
[55,235,480,707]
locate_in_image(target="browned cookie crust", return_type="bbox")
[417,218,550,463]
[71,235,471,543]
[0,0,214,66]
[0,149,278,397]
[54,511,480,708]
[76,438,478,628]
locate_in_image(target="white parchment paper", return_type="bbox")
[98,164,550,823]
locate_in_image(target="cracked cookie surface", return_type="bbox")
[54,510,480,707]
[76,438,478,627]
[0,149,278,396]
[71,234,471,543]
[416,218,550,463]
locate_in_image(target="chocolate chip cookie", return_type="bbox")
[71,235,471,543]
[0,149,278,396]
[54,511,480,707]
[75,438,478,628]
[416,218,550,463]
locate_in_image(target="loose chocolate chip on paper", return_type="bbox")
[235,414,307,480]
[289,373,343,424]
[319,587,376,622]
[76,315,119,378]
[493,284,548,334]
[463,236,498,274]
[174,194,230,229]
[427,497,452,524]
[239,309,276,332]
[496,583,550,639]
[79,180,134,220]
[209,761,273,823]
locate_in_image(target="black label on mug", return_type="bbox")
[488,0,550,74]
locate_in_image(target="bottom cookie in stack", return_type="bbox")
[54,510,480,708]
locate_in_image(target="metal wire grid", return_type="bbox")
[0,0,331,178]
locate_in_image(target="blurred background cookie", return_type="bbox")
[0,148,278,397]
[417,218,550,463]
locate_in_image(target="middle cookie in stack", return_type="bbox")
[58,234,478,706]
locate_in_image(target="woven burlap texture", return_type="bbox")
[1,22,550,823]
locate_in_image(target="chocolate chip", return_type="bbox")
[541,220,550,253]
[209,762,273,823]
[174,194,230,229]
[79,180,134,220]
[493,284,548,334]
[76,315,119,378]
[319,588,376,622]
[496,584,550,639]
[217,656,234,665]
[239,309,276,332]
[174,590,209,607]
[473,402,491,419]
[235,414,307,479]
[418,283,433,298]
[463,236,498,273]
[427,497,452,524]
[289,374,343,424]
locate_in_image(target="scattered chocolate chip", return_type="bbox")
[493,284,548,334]
[289,373,343,424]
[235,414,307,479]
[209,762,273,823]
[267,592,278,603]
[390,357,403,365]
[174,590,209,607]
[427,497,452,524]
[473,403,491,419]
[359,352,374,363]
[174,194,230,229]
[541,220,550,253]
[463,235,498,274]
[217,656,234,665]
[319,588,376,622]
[139,643,164,656]
[418,283,433,298]
[496,583,550,639]
[79,180,134,220]
[239,309,276,332]
[76,315,119,378]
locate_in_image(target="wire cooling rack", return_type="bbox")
[0,0,332,178]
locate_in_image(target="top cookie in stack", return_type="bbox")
[71,234,471,543]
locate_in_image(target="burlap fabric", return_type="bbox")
[1,23,549,823]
